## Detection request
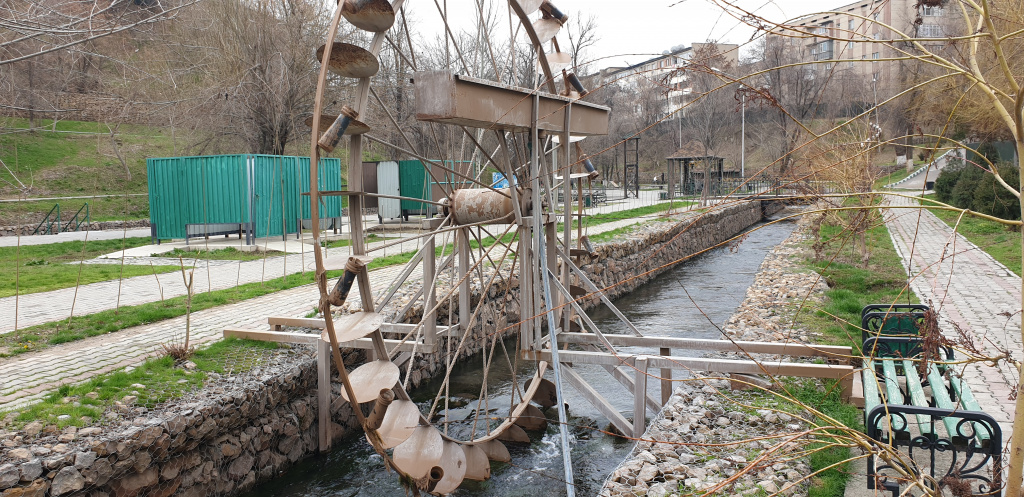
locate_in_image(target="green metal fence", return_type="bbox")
[147,154,343,243]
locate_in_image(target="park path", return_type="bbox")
[883,195,1020,427]
[0,228,153,248]
[0,206,685,410]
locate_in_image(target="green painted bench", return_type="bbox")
[860,303,929,351]
[861,334,1003,496]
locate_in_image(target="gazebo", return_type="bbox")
[666,145,728,197]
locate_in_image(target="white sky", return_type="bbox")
[403,0,829,71]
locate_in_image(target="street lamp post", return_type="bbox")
[741,92,746,180]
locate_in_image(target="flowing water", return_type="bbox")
[245,220,795,497]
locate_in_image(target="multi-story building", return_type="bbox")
[594,42,740,117]
[783,0,952,85]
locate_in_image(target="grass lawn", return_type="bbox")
[0,237,178,298]
[798,215,915,353]
[322,233,382,249]
[0,118,180,225]
[156,247,286,262]
[920,194,1021,275]
[875,166,914,189]
[2,338,281,429]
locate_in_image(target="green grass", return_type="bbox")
[921,194,1021,275]
[322,233,382,249]
[0,237,178,298]
[588,223,644,244]
[875,167,913,189]
[788,380,864,497]
[156,247,286,262]
[3,338,280,429]
[799,217,915,352]
[0,118,182,225]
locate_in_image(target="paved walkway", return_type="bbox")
[0,202,691,410]
[883,195,1020,428]
[0,228,152,247]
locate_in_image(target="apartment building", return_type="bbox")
[785,0,951,84]
[595,42,740,117]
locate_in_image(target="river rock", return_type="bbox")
[0,464,18,489]
[49,467,84,496]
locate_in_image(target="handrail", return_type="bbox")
[32,204,60,235]
[62,203,90,232]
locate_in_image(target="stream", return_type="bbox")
[243,220,796,496]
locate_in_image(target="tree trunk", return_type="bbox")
[1006,137,1024,497]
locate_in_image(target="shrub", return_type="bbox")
[950,164,985,210]
[973,163,1021,220]
[933,158,963,203]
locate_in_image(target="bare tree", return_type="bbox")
[565,13,598,74]
[680,42,737,205]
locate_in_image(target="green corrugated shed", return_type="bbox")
[398,160,431,214]
[147,154,343,242]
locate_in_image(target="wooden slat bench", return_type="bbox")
[861,334,1003,496]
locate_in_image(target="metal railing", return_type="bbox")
[32,204,60,235]
[62,203,90,232]
[31,203,90,235]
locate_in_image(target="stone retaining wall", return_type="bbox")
[0,201,768,497]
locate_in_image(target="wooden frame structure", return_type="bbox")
[218,5,861,490]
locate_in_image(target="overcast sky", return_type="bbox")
[403,0,829,71]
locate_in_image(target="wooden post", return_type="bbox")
[560,104,572,333]
[544,221,558,330]
[317,338,331,452]
[457,228,470,333]
[519,224,534,349]
[634,355,649,439]
[660,347,672,405]
[424,235,437,346]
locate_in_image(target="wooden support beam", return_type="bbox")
[413,72,610,135]
[317,339,331,452]
[561,364,632,436]
[266,317,459,337]
[458,228,470,334]
[524,350,855,400]
[634,356,649,439]
[660,347,672,405]
[557,333,851,361]
[223,328,319,344]
[224,328,427,353]
[423,234,437,346]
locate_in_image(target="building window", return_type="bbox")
[848,19,855,30]
[825,62,834,70]
[919,24,943,37]
[872,12,879,21]
[813,40,834,60]
[873,32,881,40]
[922,5,942,16]
[847,40,854,49]
[872,52,880,59]
[849,61,855,68]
